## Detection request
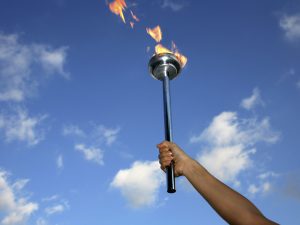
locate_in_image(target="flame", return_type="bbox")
[171,41,187,67]
[155,44,172,54]
[130,10,139,22]
[155,43,187,68]
[107,2,187,68]
[146,26,162,43]
[109,0,127,23]
[174,52,187,68]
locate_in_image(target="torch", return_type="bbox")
[148,53,182,193]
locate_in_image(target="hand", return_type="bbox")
[157,141,192,177]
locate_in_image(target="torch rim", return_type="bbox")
[148,53,182,81]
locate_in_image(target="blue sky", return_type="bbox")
[0,0,300,224]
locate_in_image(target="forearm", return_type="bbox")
[183,159,278,225]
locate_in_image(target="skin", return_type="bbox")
[157,141,279,225]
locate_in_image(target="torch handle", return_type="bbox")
[162,74,176,193]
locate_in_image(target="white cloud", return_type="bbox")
[44,197,69,215]
[34,45,69,79]
[0,108,46,145]
[44,204,64,215]
[240,88,264,110]
[62,124,85,137]
[36,218,47,225]
[248,184,260,195]
[161,0,185,12]
[63,124,120,165]
[0,32,68,102]
[248,172,277,196]
[0,34,32,102]
[258,171,278,180]
[297,80,300,89]
[279,14,300,41]
[0,169,38,225]
[12,179,30,191]
[191,112,279,184]
[262,182,271,193]
[75,144,104,165]
[198,146,256,184]
[63,124,120,146]
[56,154,64,169]
[248,182,272,195]
[42,196,69,217]
[111,161,164,208]
[95,125,120,146]
[42,195,59,202]
[191,112,279,146]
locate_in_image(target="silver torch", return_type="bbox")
[148,53,182,193]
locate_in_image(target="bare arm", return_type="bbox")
[157,141,279,225]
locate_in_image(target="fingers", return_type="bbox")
[157,141,173,171]
[157,140,172,149]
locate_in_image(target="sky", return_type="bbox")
[0,0,300,224]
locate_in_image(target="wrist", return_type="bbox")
[182,158,207,178]
[182,158,197,176]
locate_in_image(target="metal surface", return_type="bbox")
[148,53,182,193]
[149,53,181,81]
[162,74,176,193]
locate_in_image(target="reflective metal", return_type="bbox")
[148,53,182,193]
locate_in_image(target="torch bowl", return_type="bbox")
[148,53,181,81]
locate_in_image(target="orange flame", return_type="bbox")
[109,0,127,23]
[174,52,187,68]
[107,2,187,68]
[155,43,187,68]
[146,26,162,43]
[155,44,172,54]
[171,42,187,67]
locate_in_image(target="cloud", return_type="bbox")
[44,198,69,216]
[240,88,264,110]
[279,14,300,41]
[44,204,64,215]
[62,124,120,146]
[94,125,120,146]
[42,195,59,202]
[247,172,278,195]
[248,182,271,195]
[161,0,185,12]
[63,124,120,165]
[198,145,256,184]
[56,154,64,169]
[42,195,69,218]
[36,218,47,225]
[191,112,279,184]
[110,161,164,208]
[34,45,69,79]
[191,112,279,146]
[75,144,104,165]
[0,108,46,146]
[62,124,85,137]
[0,169,38,225]
[12,179,30,191]
[0,32,68,102]
[248,184,260,194]
[258,171,278,180]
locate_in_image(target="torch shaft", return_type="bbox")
[162,73,176,193]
